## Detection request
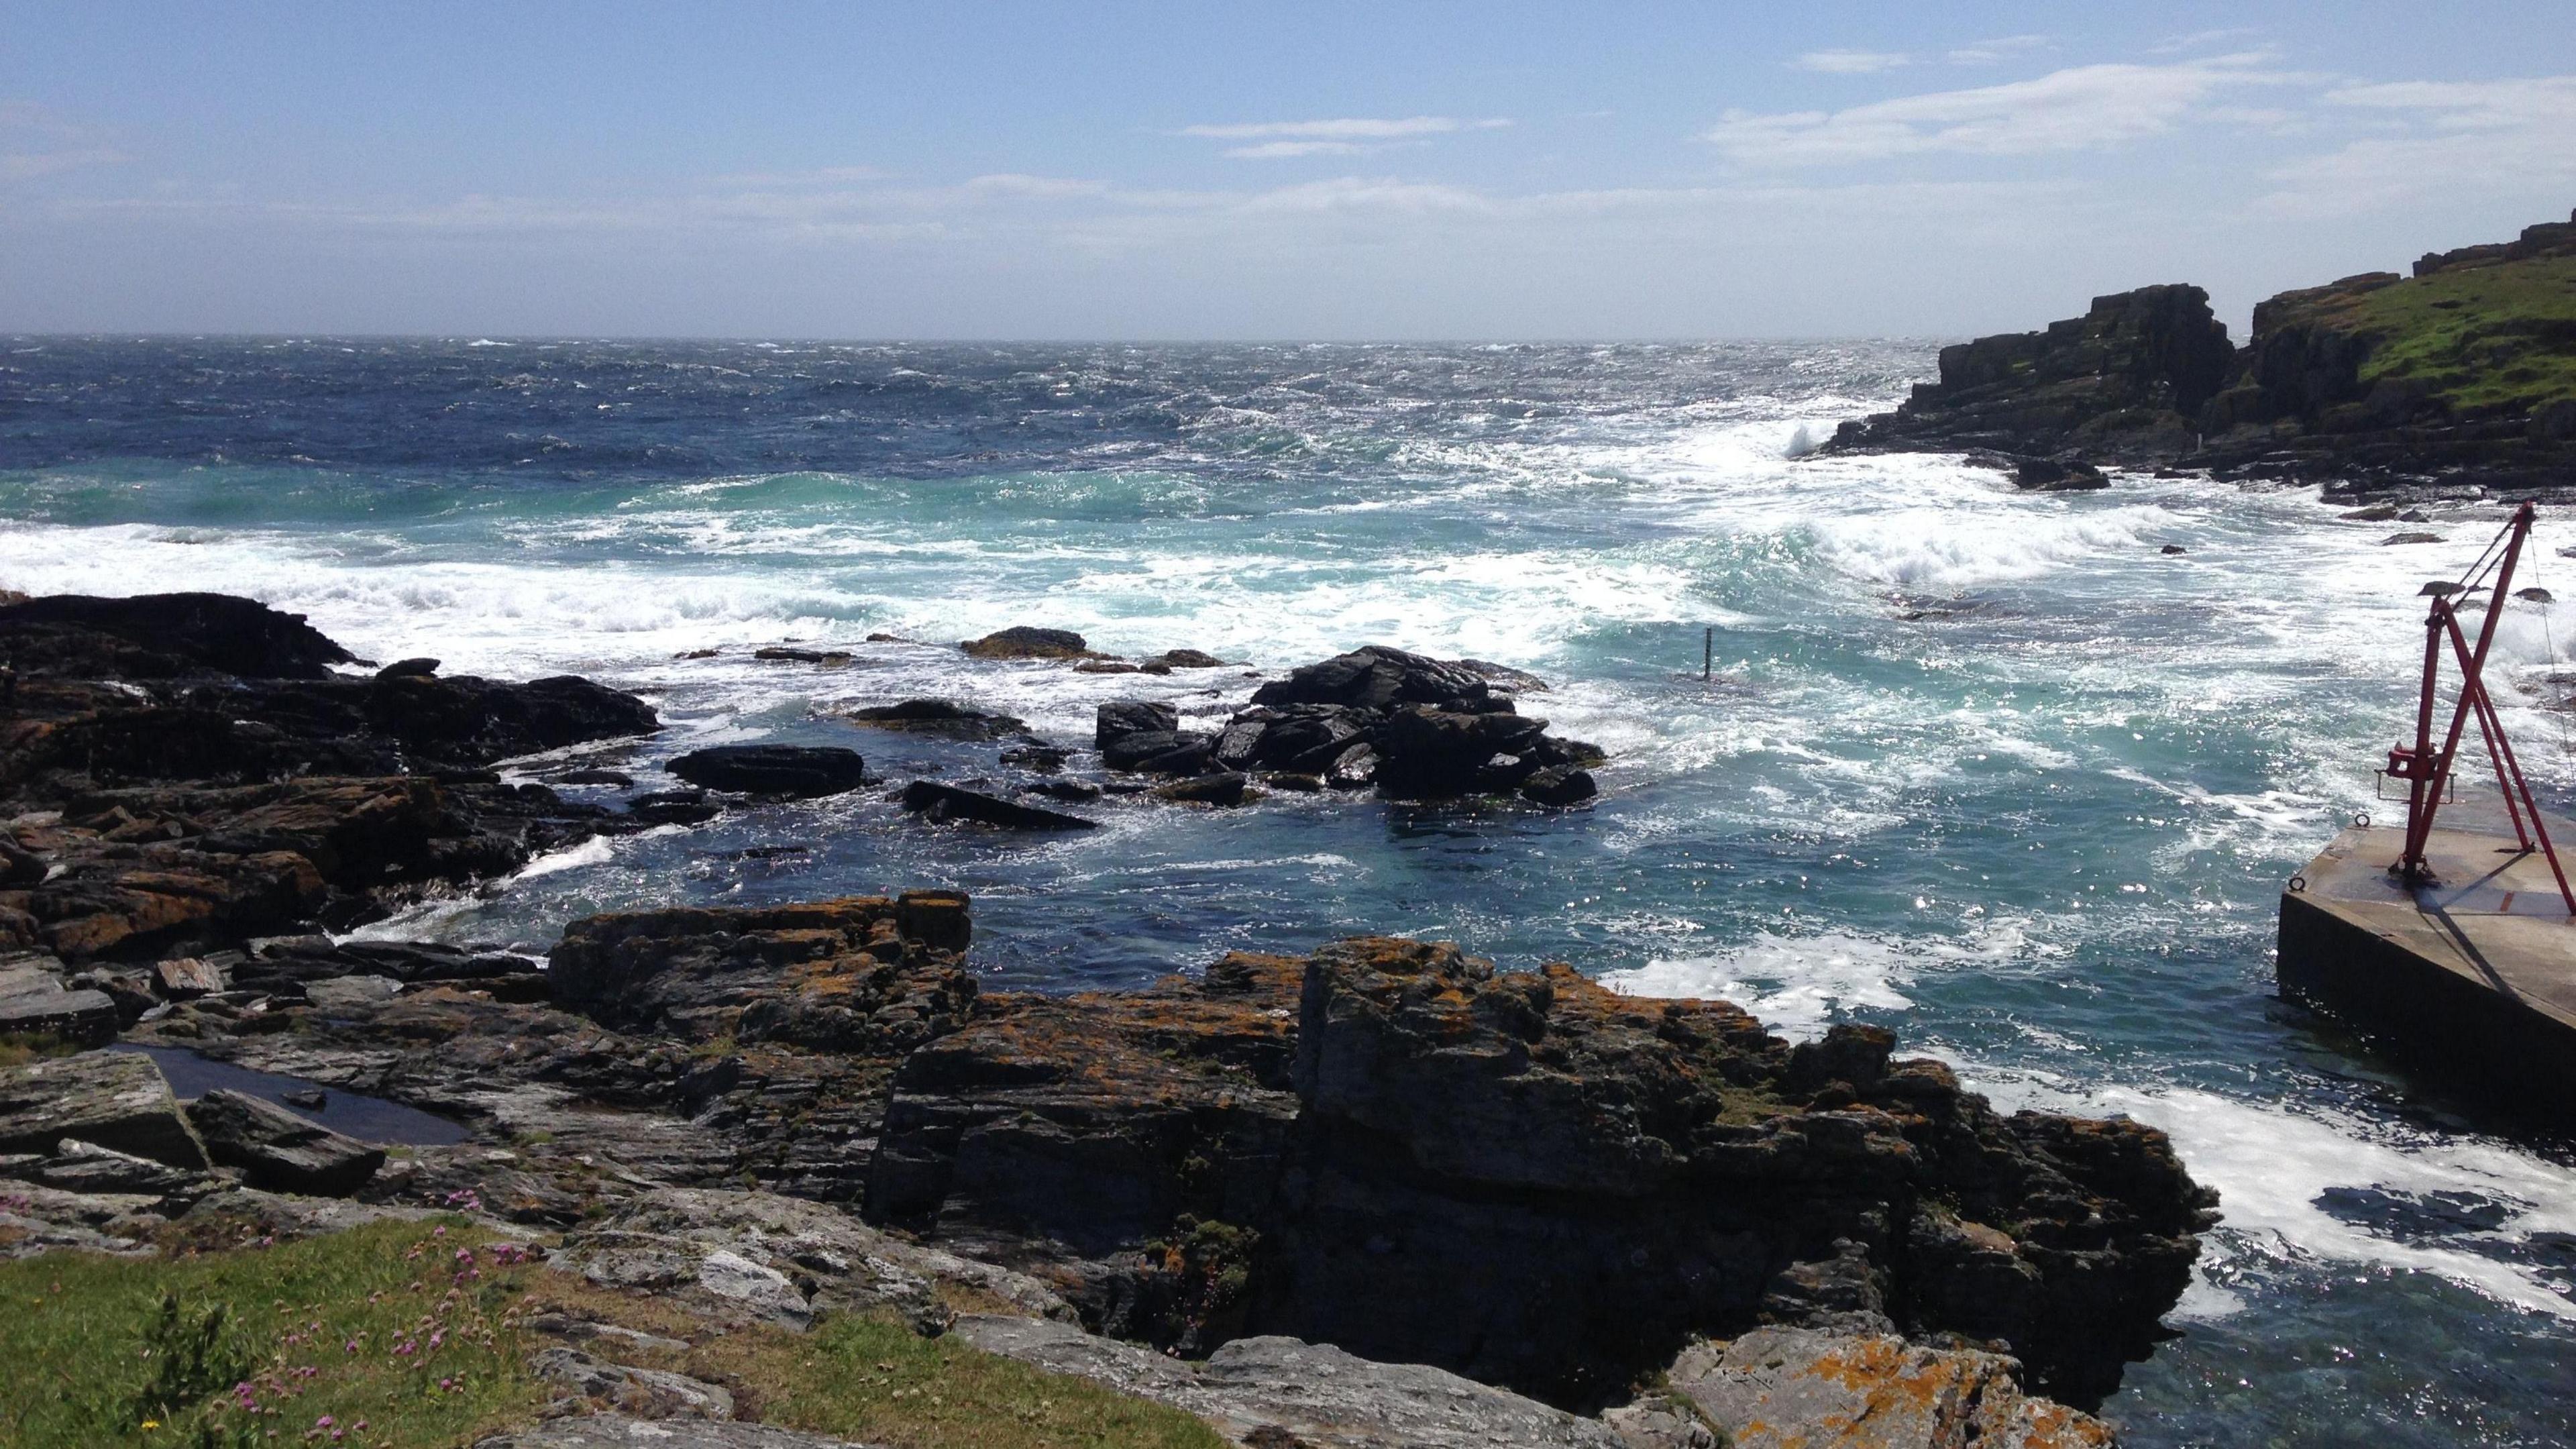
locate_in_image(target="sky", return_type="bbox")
[3,1,2573,340]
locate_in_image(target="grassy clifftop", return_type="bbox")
[2263,254,2576,414]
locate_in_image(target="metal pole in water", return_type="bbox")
[1703,626,1713,682]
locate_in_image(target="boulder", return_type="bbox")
[900,780,1099,830]
[0,1049,206,1167]
[1146,649,1228,669]
[2012,458,2109,492]
[667,745,867,798]
[1096,700,1181,749]
[376,657,439,679]
[961,626,1092,660]
[1519,765,1597,807]
[1102,729,1213,773]
[1657,1328,2114,1449]
[1252,645,1517,712]
[1375,704,1550,798]
[186,1087,384,1196]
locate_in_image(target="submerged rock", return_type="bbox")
[900,780,1098,830]
[667,745,867,798]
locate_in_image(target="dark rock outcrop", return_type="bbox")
[667,745,867,798]
[850,699,1030,740]
[186,1087,385,1195]
[1640,1327,2114,1449]
[0,593,355,681]
[1093,649,1603,804]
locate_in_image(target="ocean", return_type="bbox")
[5,335,2573,1444]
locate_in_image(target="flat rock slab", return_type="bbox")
[473,1417,882,1448]
[0,961,119,1047]
[186,1087,384,1195]
[0,1049,205,1167]
[533,1346,736,1420]
[953,1316,1625,1449]
[1664,1328,2113,1449]
[669,746,867,799]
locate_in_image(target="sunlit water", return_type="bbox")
[6,337,2575,1444]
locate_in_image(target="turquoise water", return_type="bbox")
[6,337,2576,1443]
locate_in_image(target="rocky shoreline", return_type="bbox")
[1823,209,2576,501]
[0,591,2214,1448]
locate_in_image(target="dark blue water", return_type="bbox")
[9,336,2576,1444]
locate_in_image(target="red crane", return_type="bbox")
[2382,499,2576,914]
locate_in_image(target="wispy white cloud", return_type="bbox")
[2261,74,2576,215]
[1947,34,2051,65]
[1224,140,1365,160]
[0,99,127,182]
[2,147,126,182]
[1181,116,1507,141]
[1790,50,1911,74]
[1705,54,2303,166]
[2151,28,2263,56]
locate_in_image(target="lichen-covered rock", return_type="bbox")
[1658,1327,2116,1449]
[0,1049,205,1167]
[474,1417,877,1448]
[531,1346,737,1420]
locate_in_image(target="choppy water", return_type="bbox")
[7,336,2576,1444]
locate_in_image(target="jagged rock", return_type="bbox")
[1658,1328,2114,1449]
[954,1316,1626,1449]
[153,957,225,998]
[900,781,1098,830]
[531,1346,736,1419]
[667,745,867,798]
[232,936,538,994]
[2012,458,2109,492]
[376,657,440,679]
[1104,730,1215,773]
[961,626,1093,660]
[0,1049,206,1167]
[0,592,355,680]
[849,699,1030,739]
[871,936,2212,1409]
[186,1087,384,1195]
[1252,645,1518,713]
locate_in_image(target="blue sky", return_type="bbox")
[3,1,2573,339]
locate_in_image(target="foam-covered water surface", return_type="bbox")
[9,337,2576,1444]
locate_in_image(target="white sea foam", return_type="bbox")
[1971,1068,2576,1321]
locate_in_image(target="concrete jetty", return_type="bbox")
[2278,806,2576,1103]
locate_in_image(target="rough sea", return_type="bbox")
[5,336,2574,1445]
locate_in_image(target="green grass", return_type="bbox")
[0,1218,1228,1449]
[2287,255,2576,414]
